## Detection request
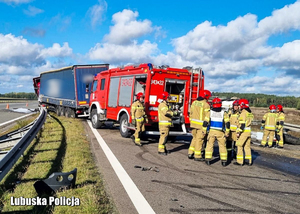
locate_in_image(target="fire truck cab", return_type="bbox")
[89,63,204,138]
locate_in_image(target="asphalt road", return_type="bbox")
[85,122,300,214]
[0,101,39,124]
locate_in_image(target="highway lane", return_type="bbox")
[0,101,39,124]
[85,122,300,214]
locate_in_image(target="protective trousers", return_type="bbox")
[158,125,169,152]
[134,119,145,144]
[261,130,275,147]
[236,133,252,165]
[205,129,227,162]
[189,128,206,158]
[276,129,284,147]
[227,131,237,159]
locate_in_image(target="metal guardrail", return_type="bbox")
[252,120,300,133]
[0,108,47,181]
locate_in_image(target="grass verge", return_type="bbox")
[0,112,115,213]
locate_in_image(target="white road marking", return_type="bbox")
[87,121,156,214]
[0,113,35,127]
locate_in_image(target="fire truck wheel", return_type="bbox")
[119,114,131,138]
[91,108,102,129]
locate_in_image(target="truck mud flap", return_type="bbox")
[34,168,77,195]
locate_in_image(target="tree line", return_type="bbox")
[213,92,300,110]
[0,92,37,100]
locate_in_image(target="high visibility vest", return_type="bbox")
[210,109,224,131]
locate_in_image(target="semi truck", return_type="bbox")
[89,63,205,137]
[36,64,109,117]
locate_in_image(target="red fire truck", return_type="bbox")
[89,63,204,138]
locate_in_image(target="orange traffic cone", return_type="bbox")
[6,103,9,109]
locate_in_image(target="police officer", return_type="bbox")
[188,90,211,161]
[158,91,178,155]
[205,97,230,166]
[131,92,147,146]
[260,105,277,148]
[276,104,285,148]
[227,100,240,160]
[234,99,254,166]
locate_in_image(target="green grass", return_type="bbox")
[0,113,115,214]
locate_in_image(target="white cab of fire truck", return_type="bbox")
[89,63,205,138]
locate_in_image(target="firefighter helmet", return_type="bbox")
[233,99,239,106]
[239,99,249,109]
[199,89,211,100]
[160,91,170,100]
[212,97,222,108]
[277,104,283,112]
[136,92,144,100]
[269,104,276,111]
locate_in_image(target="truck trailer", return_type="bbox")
[38,64,109,117]
[89,63,204,137]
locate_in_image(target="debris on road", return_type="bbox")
[134,165,159,172]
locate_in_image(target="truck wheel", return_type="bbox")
[69,108,76,118]
[56,106,61,116]
[65,107,70,118]
[91,109,102,129]
[119,114,131,138]
[60,106,65,116]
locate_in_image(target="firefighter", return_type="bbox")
[131,92,147,146]
[188,89,211,161]
[205,97,230,166]
[234,99,254,166]
[260,105,278,148]
[157,91,178,155]
[227,100,240,160]
[276,104,285,148]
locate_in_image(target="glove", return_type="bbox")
[276,128,279,133]
[260,126,264,130]
[173,110,178,116]
[236,132,240,139]
[145,117,149,123]
[132,119,136,126]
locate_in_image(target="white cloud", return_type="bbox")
[256,1,300,36]
[0,0,32,4]
[0,33,43,66]
[89,40,158,64]
[39,42,73,58]
[23,5,44,16]
[88,0,107,28]
[104,9,153,45]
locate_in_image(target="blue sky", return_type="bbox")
[0,0,300,96]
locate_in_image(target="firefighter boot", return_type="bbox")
[244,159,252,166]
[188,154,194,159]
[233,162,243,166]
[221,161,227,167]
